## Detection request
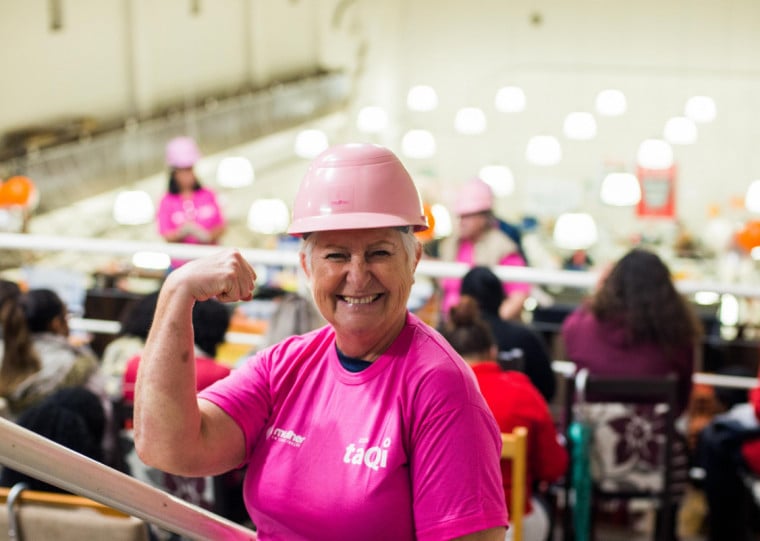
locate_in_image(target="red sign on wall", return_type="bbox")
[636,165,677,219]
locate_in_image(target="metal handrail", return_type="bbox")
[0,417,257,541]
[3,232,760,298]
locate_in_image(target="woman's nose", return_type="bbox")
[345,257,371,287]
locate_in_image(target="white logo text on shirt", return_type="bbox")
[343,437,391,471]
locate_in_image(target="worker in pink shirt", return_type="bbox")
[439,178,531,322]
[156,136,226,269]
[133,143,508,541]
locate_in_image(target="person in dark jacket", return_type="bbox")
[0,386,106,493]
[459,266,555,402]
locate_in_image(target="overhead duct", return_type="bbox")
[0,71,351,214]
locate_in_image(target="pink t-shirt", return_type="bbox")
[199,313,508,541]
[156,187,225,243]
[441,240,531,316]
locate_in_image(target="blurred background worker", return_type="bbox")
[439,177,531,322]
[157,136,226,269]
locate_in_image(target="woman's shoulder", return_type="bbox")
[195,186,220,200]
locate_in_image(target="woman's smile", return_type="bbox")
[338,293,383,305]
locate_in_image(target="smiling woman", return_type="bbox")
[133,143,509,541]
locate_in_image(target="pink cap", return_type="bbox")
[454,177,494,215]
[165,136,201,168]
[287,144,428,236]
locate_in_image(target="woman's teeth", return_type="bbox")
[341,294,378,305]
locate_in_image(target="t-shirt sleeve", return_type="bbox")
[410,375,508,541]
[197,353,272,459]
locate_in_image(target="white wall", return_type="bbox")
[0,0,325,128]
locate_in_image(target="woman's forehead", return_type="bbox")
[313,228,401,246]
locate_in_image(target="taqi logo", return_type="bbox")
[343,437,391,471]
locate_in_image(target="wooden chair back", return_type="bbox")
[502,426,528,541]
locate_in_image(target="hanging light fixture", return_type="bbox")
[454,107,487,134]
[745,180,760,213]
[113,190,155,225]
[636,138,673,169]
[553,212,598,249]
[600,172,641,206]
[494,86,526,113]
[294,129,328,159]
[478,165,515,197]
[685,95,717,124]
[407,85,439,112]
[563,112,597,140]
[430,203,452,238]
[247,198,290,234]
[401,129,436,159]
[525,135,562,166]
[663,116,697,145]
[216,156,255,188]
[595,89,627,116]
[356,105,389,134]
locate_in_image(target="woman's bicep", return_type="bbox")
[197,399,247,475]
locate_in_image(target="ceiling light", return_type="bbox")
[247,199,290,234]
[595,89,627,116]
[454,107,487,134]
[745,180,760,213]
[636,138,673,169]
[294,129,328,159]
[553,212,598,250]
[216,156,255,188]
[407,85,439,112]
[430,203,452,238]
[685,95,717,124]
[719,294,739,326]
[478,165,515,197]
[600,172,641,206]
[113,190,155,225]
[494,86,526,113]
[525,135,562,166]
[663,116,697,145]
[356,106,388,134]
[563,112,597,140]
[401,129,436,159]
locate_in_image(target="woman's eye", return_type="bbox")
[325,252,348,261]
[370,250,392,258]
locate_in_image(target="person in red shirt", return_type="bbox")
[440,295,568,541]
[122,298,231,404]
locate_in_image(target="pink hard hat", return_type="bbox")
[287,143,428,236]
[454,177,494,215]
[165,136,201,168]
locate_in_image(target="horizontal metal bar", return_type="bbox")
[692,372,758,389]
[4,232,760,298]
[0,417,257,541]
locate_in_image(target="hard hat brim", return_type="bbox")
[288,212,428,237]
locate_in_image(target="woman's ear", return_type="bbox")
[50,313,69,336]
[299,252,311,279]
